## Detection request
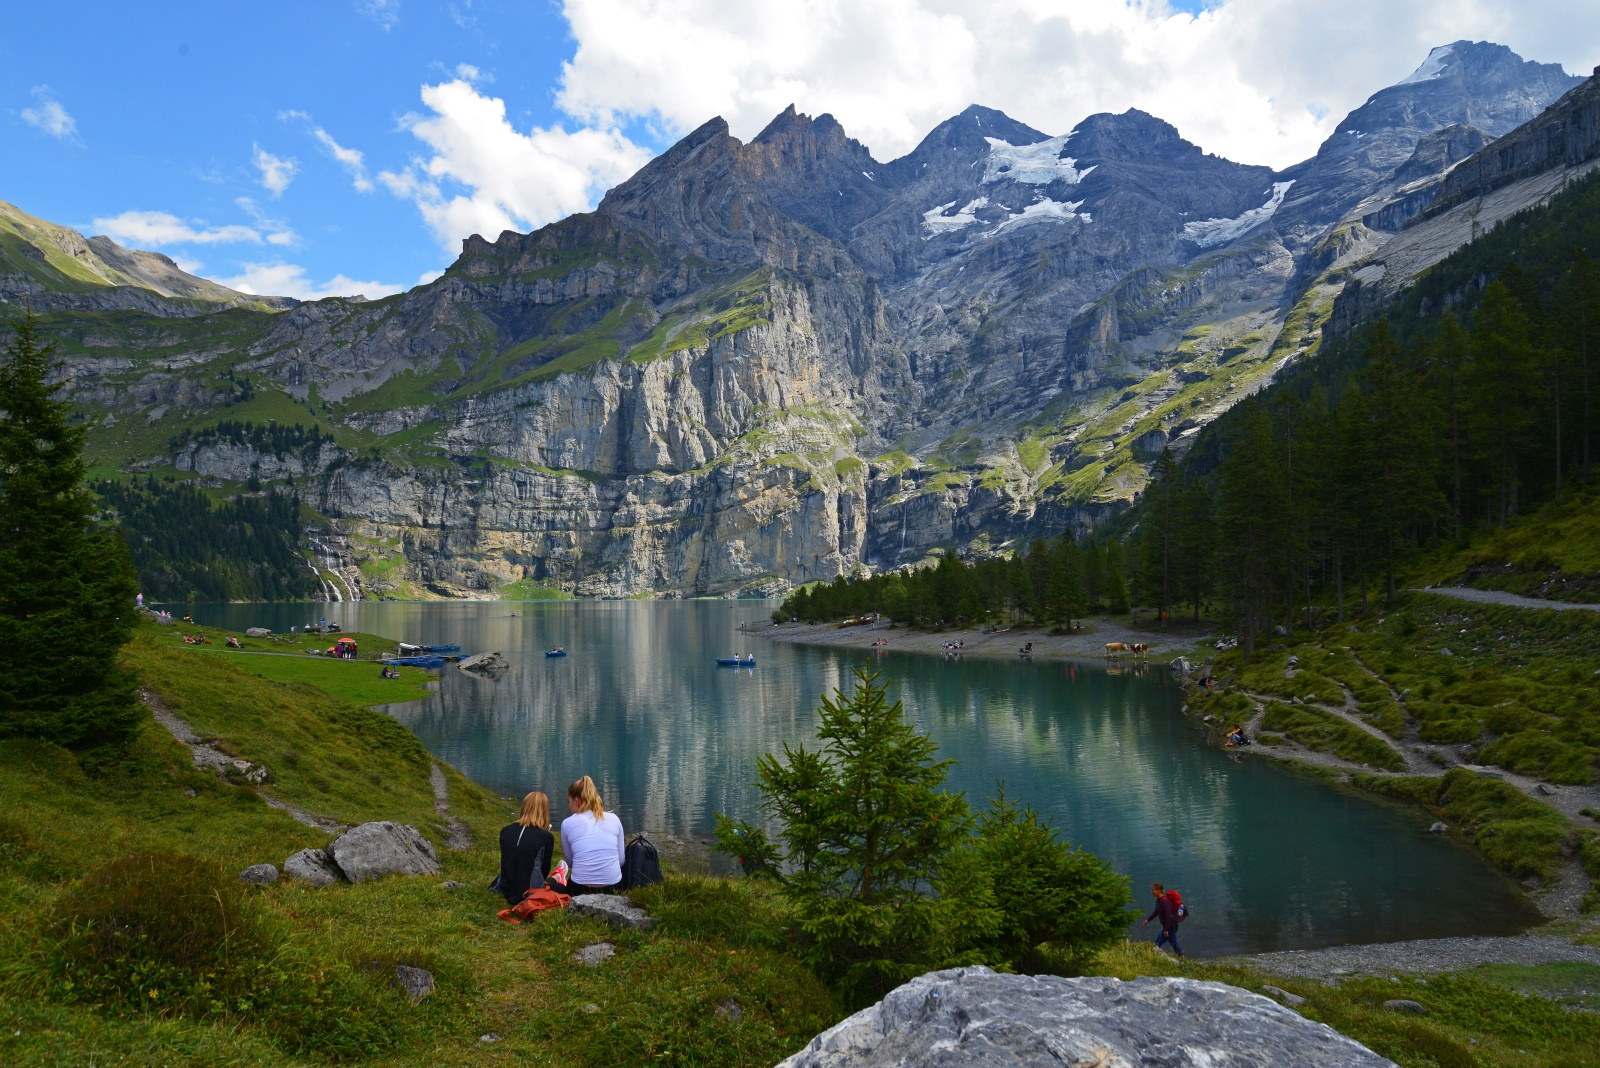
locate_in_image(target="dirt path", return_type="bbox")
[759,617,1213,664]
[1416,586,1600,612]
[430,765,475,852]
[1223,934,1600,978]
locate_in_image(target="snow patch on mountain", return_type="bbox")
[922,197,989,235]
[991,198,1090,235]
[1181,181,1295,248]
[982,136,1094,186]
[1399,44,1455,85]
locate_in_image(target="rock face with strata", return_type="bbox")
[779,967,1396,1068]
[326,822,440,883]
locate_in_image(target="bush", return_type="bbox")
[50,851,268,1015]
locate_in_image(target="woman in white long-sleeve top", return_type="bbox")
[560,775,624,895]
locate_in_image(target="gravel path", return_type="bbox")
[1416,586,1600,612]
[1226,935,1600,978]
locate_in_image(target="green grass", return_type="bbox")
[1095,942,1600,1068]
[1259,701,1405,771]
[1417,483,1600,603]
[496,578,574,601]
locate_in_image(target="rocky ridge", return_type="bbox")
[13,43,1587,597]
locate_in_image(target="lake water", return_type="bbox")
[178,598,1540,956]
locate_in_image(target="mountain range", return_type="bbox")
[6,41,1598,600]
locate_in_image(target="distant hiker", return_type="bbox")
[496,792,556,906]
[1143,882,1187,959]
[560,775,625,896]
[135,592,143,608]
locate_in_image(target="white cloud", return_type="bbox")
[21,87,77,141]
[285,111,376,192]
[215,261,404,301]
[93,211,263,247]
[554,0,1600,169]
[234,196,298,245]
[379,78,653,252]
[358,0,399,30]
[253,146,298,196]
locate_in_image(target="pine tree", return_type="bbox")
[1139,447,1178,626]
[1217,402,1284,654]
[0,311,141,749]
[1173,475,1213,622]
[1562,251,1597,483]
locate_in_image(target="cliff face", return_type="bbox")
[17,43,1587,599]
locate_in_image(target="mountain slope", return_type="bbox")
[8,42,1586,599]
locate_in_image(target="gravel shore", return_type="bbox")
[758,618,1214,664]
[1224,934,1600,978]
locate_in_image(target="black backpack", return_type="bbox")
[621,834,664,890]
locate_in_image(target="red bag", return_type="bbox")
[497,886,571,923]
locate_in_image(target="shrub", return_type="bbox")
[50,851,268,1015]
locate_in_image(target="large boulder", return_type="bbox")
[246,627,272,638]
[778,967,1396,1068]
[326,822,440,883]
[284,847,345,887]
[459,650,508,675]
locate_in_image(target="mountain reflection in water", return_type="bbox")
[180,598,1540,956]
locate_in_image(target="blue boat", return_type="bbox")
[545,648,568,658]
[716,657,755,667]
[384,655,445,667]
[421,644,460,653]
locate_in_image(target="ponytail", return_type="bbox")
[567,775,604,819]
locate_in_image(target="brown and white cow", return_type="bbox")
[1104,642,1127,656]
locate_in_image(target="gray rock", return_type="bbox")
[717,999,744,1023]
[777,968,1395,1067]
[240,863,279,885]
[1384,999,1427,1014]
[459,650,509,674]
[437,880,466,889]
[568,893,657,930]
[1170,656,1193,675]
[284,847,344,887]
[1429,822,1449,834]
[1536,783,1555,796]
[1261,984,1306,1007]
[573,942,616,966]
[1440,647,1454,656]
[246,627,272,638]
[394,965,433,1002]
[326,822,440,883]
[479,1033,502,1043]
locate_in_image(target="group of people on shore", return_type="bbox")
[496,775,626,905]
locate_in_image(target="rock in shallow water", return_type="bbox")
[326,822,440,883]
[777,967,1397,1068]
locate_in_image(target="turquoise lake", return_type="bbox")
[180,598,1541,956]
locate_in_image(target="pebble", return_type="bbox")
[582,1003,601,1014]
[1384,999,1427,1014]
[1429,822,1449,834]
[437,880,466,888]
[479,1033,502,1043]
[717,999,744,1022]
[574,942,616,967]
[1260,985,1305,1007]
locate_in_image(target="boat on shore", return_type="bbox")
[422,644,460,653]
[384,655,445,668]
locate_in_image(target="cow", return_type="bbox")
[1104,642,1127,656]
[1131,643,1150,656]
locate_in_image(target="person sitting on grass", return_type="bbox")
[559,775,624,896]
[497,791,555,906]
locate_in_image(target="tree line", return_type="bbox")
[776,536,1130,627]
[97,476,319,602]
[1135,250,1597,654]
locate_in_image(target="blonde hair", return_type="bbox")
[567,775,604,819]
[518,791,550,829]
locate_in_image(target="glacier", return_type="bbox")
[1180,181,1295,248]
[982,136,1094,186]
[1399,44,1455,85]
[922,197,988,235]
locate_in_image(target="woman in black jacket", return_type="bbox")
[497,791,555,904]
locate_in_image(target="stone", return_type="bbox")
[246,627,272,638]
[582,1003,601,1014]
[573,942,616,966]
[1286,655,1299,666]
[1440,647,1454,656]
[1170,656,1193,675]
[394,965,434,1002]
[438,880,466,888]
[717,999,744,1023]
[1536,784,1555,796]
[240,863,279,885]
[1261,984,1306,1007]
[776,968,1395,1068]
[1384,999,1427,1014]
[1429,822,1449,834]
[326,822,440,883]
[568,893,657,930]
[284,847,344,887]
[459,650,509,675]
[479,1033,502,1043]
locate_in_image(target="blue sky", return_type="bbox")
[4,1,1594,300]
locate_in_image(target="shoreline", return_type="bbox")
[757,617,1216,664]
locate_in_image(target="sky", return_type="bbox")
[3,1,1596,301]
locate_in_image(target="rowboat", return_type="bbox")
[422,644,460,653]
[716,657,755,667]
[545,649,568,658]
[383,655,445,667]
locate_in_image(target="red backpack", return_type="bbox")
[1166,889,1189,922]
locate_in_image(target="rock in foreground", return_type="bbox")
[778,967,1396,1068]
[568,894,656,930]
[326,822,440,883]
[284,847,345,887]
